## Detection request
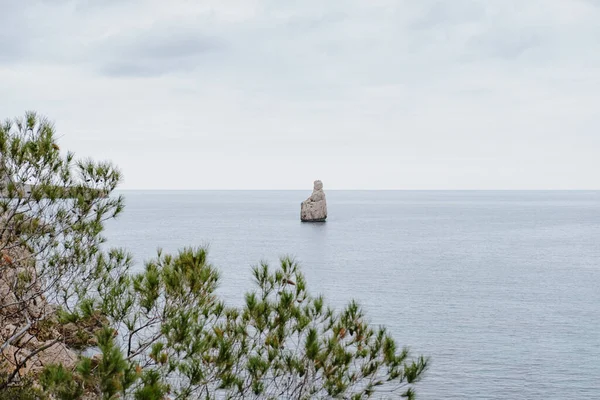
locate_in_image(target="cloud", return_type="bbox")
[0,0,599,189]
[409,0,485,29]
[0,1,33,64]
[98,29,225,77]
[466,29,544,60]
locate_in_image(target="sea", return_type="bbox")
[104,190,600,399]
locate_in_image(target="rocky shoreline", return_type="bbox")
[0,242,102,390]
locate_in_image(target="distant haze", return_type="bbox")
[1,0,598,190]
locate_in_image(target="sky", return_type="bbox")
[1,0,599,190]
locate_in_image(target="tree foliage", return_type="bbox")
[0,111,123,388]
[1,112,428,399]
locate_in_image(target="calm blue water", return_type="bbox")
[105,191,600,399]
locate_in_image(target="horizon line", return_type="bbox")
[114,188,600,192]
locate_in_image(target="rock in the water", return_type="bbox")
[301,180,327,222]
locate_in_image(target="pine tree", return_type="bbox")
[0,111,123,391]
[1,112,428,399]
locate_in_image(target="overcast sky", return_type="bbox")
[1,0,599,189]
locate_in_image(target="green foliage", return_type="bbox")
[86,249,428,399]
[0,386,38,400]
[39,364,83,400]
[1,112,428,398]
[0,111,123,307]
[40,328,138,399]
[94,326,138,398]
[1,111,123,388]
[0,374,38,400]
[134,370,169,400]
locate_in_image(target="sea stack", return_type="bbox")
[301,180,327,222]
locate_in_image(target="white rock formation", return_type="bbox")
[301,180,327,222]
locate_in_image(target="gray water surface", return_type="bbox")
[105,191,600,399]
